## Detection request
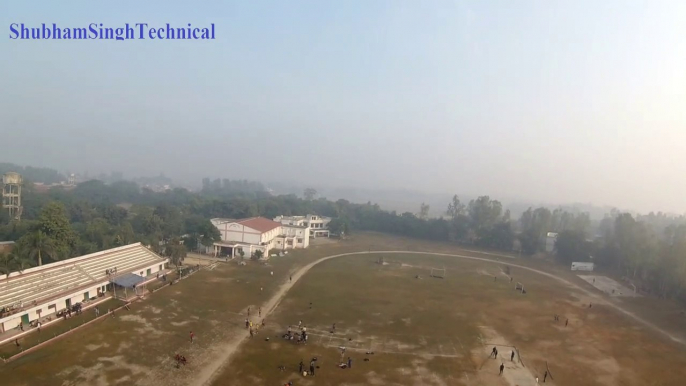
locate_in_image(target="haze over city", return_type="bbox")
[2,0,685,213]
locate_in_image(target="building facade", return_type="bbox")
[0,243,167,333]
[211,215,329,258]
[273,214,331,239]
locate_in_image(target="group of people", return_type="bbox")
[491,347,517,376]
[553,314,569,327]
[298,358,318,377]
[282,323,308,344]
[174,354,187,368]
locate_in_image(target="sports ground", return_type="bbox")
[1,233,686,386]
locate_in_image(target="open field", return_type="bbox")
[213,253,686,386]
[1,233,685,386]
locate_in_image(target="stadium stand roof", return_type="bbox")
[0,243,166,310]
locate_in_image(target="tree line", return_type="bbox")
[1,178,686,303]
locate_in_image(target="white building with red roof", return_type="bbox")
[210,216,310,258]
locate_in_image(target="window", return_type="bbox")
[297,238,303,243]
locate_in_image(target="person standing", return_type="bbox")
[565,319,569,327]
[347,357,352,369]
[310,360,316,376]
[494,348,498,359]
[299,360,304,374]
[544,370,548,382]
[190,331,195,343]
[499,363,504,375]
[510,350,515,361]
[290,275,292,282]
[491,347,497,358]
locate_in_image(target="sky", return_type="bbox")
[1,1,685,213]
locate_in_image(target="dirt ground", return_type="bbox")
[212,251,686,386]
[1,233,686,386]
[577,275,638,297]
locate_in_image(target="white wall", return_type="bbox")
[0,261,165,332]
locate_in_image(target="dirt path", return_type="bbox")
[195,250,684,386]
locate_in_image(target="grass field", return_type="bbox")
[1,233,686,386]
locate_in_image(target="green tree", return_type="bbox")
[37,201,76,258]
[478,222,515,250]
[0,246,33,279]
[446,195,466,219]
[165,238,187,269]
[555,230,591,264]
[418,202,430,220]
[304,188,317,201]
[468,196,503,231]
[252,249,264,260]
[22,230,56,266]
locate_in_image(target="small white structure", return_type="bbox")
[0,243,167,333]
[571,262,594,271]
[545,232,558,253]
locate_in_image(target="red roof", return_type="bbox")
[237,217,281,233]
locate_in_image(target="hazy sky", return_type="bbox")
[1,1,685,213]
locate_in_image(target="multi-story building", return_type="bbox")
[210,214,332,258]
[273,214,331,239]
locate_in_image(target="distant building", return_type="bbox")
[545,232,558,253]
[209,214,331,258]
[274,214,332,239]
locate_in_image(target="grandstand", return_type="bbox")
[0,243,167,333]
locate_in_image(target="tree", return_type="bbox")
[478,222,515,250]
[37,201,76,258]
[165,237,187,269]
[468,196,503,231]
[23,230,56,266]
[419,203,430,220]
[0,246,32,279]
[555,230,591,265]
[446,195,466,219]
[518,207,553,254]
[252,249,264,260]
[303,188,317,201]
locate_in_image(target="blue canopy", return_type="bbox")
[111,273,145,288]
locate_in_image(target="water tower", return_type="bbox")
[2,172,23,220]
